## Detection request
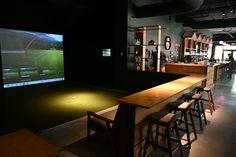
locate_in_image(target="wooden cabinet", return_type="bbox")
[127,25,164,72]
[183,32,198,55]
[182,31,212,62]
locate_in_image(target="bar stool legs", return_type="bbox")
[182,107,197,149]
[192,93,207,130]
[169,100,197,149]
[174,121,184,157]
[142,112,184,157]
[204,86,215,111]
[182,91,207,131]
[143,121,152,157]
[195,85,215,114]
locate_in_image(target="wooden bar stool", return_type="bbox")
[195,85,215,113]
[182,92,207,130]
[168,99,197,149]
[142,112,184,157]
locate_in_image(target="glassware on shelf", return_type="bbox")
[135,39,141,45]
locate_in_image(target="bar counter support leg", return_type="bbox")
[117,104,135,157]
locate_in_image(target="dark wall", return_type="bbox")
[0,0,185,91]
[117,71,185,92]
[0,1,190,134]
[113,0,129,89]
[63,1,120,88]
[64,15,115,87]
[0,44,5,127]
[0,1,122,88]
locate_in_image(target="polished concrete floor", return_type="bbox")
[39,73,236,157]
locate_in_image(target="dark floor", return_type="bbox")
[40,73,236,157]
[1,82,129,133]
[187,73,236,157]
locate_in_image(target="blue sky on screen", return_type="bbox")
[46,34,63,41]
[9,28,63,42]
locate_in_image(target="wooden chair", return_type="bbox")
[87,107,119,153]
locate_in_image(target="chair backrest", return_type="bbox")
[87,105,121,152]
[87,111,114,133]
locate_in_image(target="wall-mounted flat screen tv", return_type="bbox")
[102,48,111,57]
[0,28,65,88]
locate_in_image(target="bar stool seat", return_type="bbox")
[142,112,184,157]
[168,99,197,149]
[182,92,195,102]
[192,93,203,99]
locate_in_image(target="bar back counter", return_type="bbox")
[165,62,229,86]
[115,74,206,157]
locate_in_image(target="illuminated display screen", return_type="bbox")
[0,28,65,88]
[102,48,111,57]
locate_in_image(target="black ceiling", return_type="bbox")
[0,0,114,32]
[132,0,204,18]
[132,0,236,43]
[175,0,236,42]
[1,0,236,42]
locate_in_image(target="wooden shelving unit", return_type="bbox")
[127,25,166,72]
[182,31,212,61]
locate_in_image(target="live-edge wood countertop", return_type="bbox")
[117,74,206,109]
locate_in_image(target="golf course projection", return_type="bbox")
[0,28,64,88]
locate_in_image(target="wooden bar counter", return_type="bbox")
[165,63,208,75]
[0,129,58,157]
[213,62,229,81]
[116,74,206,157]
[165,63,214,86]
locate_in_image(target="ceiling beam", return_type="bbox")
[213,33,236,42]
[191,18,236,29]
[132,0,204,18]
[186,4,236,17]
[176,15,236,29]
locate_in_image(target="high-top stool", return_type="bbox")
[142,112,184,157]
[195,85,215,114]
[168,99,197,149]
[182,91,207,130]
